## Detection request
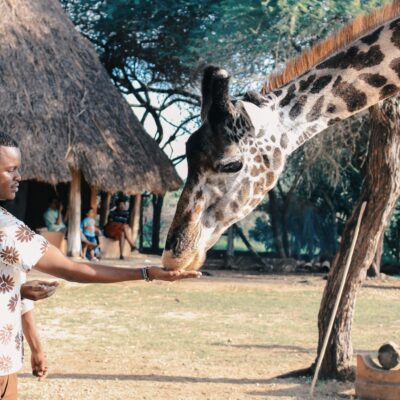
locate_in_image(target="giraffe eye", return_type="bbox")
[217,160,243,173]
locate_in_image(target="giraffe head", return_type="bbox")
[162,66,286,270]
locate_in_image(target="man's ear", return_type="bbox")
[201,65,236,127]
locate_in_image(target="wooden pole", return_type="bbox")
[310,201,367,396]
[129,194,141,250]
[99,192,111,227]
[67,168,82,257]
[90,186,97,212]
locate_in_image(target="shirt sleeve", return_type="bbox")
[0,222,49,272]
[21,298,34,315]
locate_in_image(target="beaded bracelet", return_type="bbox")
[140,267,152,281]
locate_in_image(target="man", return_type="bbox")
[0,132,200,399]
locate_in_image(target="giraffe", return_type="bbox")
[162,2,400,271]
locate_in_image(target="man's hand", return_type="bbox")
[21,280,59,301]
[31,350,48,381]
[147,267,201,281]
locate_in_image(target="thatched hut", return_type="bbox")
[0,0,182,255]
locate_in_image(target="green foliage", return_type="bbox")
[61,0,400,263]
[384,205,400,263]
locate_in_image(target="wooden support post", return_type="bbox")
[67,168,82,257]
[129,194,141,250]
[139,194,144,251]
[224,226,235,268]
[90,186,98,212]
[99,192,111,227]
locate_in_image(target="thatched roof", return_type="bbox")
[0,0,182,194]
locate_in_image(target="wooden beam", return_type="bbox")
[90,186,97,212]
[129,194,141,250]
[99,192,111,227]
[67,168,82,257]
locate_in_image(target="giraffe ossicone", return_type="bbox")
[162,3,400,271]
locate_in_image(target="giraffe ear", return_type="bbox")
[201,65,235,126]
[239,100,268,138]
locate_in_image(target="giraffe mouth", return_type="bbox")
[162,249,206,271]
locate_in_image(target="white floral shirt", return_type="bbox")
[0,207,48,376]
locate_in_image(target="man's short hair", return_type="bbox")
[0,132,18,147]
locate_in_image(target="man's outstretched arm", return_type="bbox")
[34,245,201,283]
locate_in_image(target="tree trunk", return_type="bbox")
[268,189,287,257]
[151,194,164,252]
[367,230,384,277]
[129,194,141,251]
[317,97,400,380]
[67,168,82,257]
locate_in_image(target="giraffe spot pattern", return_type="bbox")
[359,73,387,87]
[262,154,270,169]
[273,148,283,169]
[316,45,384,71]
[289,94,308,120]
[279,84,296,107]
[238,179,250,202]
[215,209,224,222]
[390,18,400,49]
[361,26,384,45]
[230,202,239,212]
[310,75,332,94]
[326,103,336,113]
[266,172,275,187]
[389,57,400,78]
[280,133,289,149]
[306,96,324,122]
[327,117,342,126]
[299,74,316,92]
[332,77,367,112]
[380,84,399,99]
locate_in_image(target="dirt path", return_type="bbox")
[19,254,400,399]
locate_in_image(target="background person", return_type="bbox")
[81,207,101,260]
[104,198,136,259]
[43,197,67,233]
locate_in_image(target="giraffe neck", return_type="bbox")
[244,16,400,157]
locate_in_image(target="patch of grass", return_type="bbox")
[19,276,400,400]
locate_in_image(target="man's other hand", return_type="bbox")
[21,280,59,301]
[31,350,48,381]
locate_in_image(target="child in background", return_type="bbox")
[81,208,101,261]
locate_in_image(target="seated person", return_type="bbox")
[104,198,135,259]
[43,197,67,232]
[81,208,101,261]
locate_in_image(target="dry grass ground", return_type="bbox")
[18,254,400,399]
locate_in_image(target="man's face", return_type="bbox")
[0,146,21,200]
